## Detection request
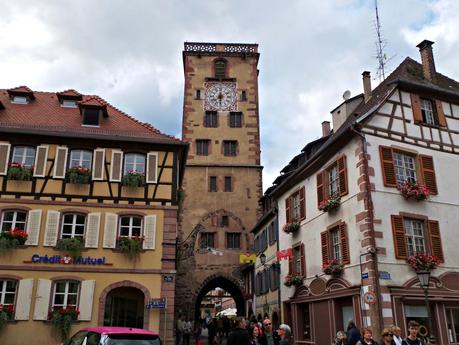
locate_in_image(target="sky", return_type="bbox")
[1,0,458,191]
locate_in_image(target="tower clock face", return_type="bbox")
[204,82,237,111]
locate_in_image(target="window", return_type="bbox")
[285,187,305,223]
[291,244,305,275]
[411,93,446,127]
[62,99,77,108]
[214,60,227,79]
[0,280,17,307]
[70,150,92,169]
[321,222,350,265]
[52,281,79,309]
[124,153,145,175]
[328,164,339,197]
[317,155,348,207]
[11,96,28,104]
[1,210,27,232]
[241,90,247,101]
[229,112,242,128]
[268,222,277,244]
[270,264,280,290]
[393,152,416,183]
[223,141,238,156]
[204,111,218,128]
[195,90,201,100]
[12,146,36,167]
[61,214,86,239]
[196,140,210,156]
[209,176,217,192]
[330,228,341,261]
[220,215,229,227]
[404,219,426,256]
[119,216,142,238]
[200,233,215,249]
[446,308,459,344]
[226,233,240,249]
[421,98,436,125]
[224,176,232,192]
[82,108,100,126]
[300,305,312,340]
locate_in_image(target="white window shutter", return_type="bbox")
[146,152,158,184]
[103,213,118,248]
[33,279,52,320]
[92,148,105,181]
[25,209,42,246]
[43,210,60,247]
[53,146,68,179]
[33,145,49,177]
[143,215,157,250]
[110,150,123,182]
[14,278,34,320]
[85,213,101,248]
[78,280,95,321]
[0,142,11,175]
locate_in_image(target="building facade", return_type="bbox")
[0,87,187,345]
[176,42,263,319]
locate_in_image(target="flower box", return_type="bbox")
[56,237,84,258]
[117,236,144,259]
[322,259,344,277]
[319,196,341,212]
[283,273,304,287]
[407,253,440,271]
[397,180,429,201]
[66,166,91,184]
[282,222,300,234]
[0,228,28,253]
[121,171,145,187]
[0,304,14,330]
[7,162,32,181]
[48,306,80,341]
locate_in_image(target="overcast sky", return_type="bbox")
[1,0,458,190]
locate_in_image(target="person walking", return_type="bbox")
[380,328,396,345]
[194,320,202,345]
[227,317,250,345]
[259,318,280,345]
[402,320,426,345]
[248,325,261,345]
[356,327,378,345]
[390,326,403,345]
[346,321,361,345]
[183,316,192,345]
[277,324,291,345]
[333,330,347,345]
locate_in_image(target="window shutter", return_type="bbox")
[338,155,348,196]
[300,243,306,276]
[143,215,157,250]
[299,187,306,220]
[285,197,291,223]
[146,152,158,184]
[339,222,350,264]
[25,209,42,246]
[103,213,118,248]
[428,220,444,263]
[78,280,95,321]
[33,279,52,320]
[92,148,105,181]
[288,255,293,275]
[85,213,101,248]
[33,145,48,177]
[435,100,447,127]
[43,210,60,247]
[380,146,397,187]
[410,94,423,124]
[52,146,68,179]
[14,278,34,320]
[419,155,438,195]
[110,150,123,182]
[0,142,11,175]
[317,171,325,207]
[391,215,407,259]
[320,231,329,265]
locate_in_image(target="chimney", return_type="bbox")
[362,71,372,103]
[322,121,331,137]
[417,39,436,82]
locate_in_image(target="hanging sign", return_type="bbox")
[276,248,292,261]
[363,291,377,305]
[239,253,256,264]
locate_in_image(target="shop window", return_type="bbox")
[1,210,27,233]
[119,216,142,238]
[300,304,312,340]
[61,214,86,239]
[52,280,79,309]
[12,146,36,167]
[70,150,92,169]
[446,308,459,344]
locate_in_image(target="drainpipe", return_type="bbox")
[350,125,384,336]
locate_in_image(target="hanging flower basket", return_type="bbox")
[48,306,80,341]
[282,222,300,234]
[122,171,145,187]
[397,181,429,201]
[0,304,15,330]
[0,228,28,253]
[407,253,440,271]
[117,236,144,259]
[56,237,84,258]
[7,162,32,181]
[66,166,91,184]
[322,259,344,276]
[283,273,305,287]
[319,196,341,212]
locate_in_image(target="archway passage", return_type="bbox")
[104,287,144,328]
[194,276,245,320]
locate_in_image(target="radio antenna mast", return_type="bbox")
[374,0,387,81]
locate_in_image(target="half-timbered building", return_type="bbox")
[0,87,187,344]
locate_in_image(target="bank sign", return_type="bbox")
[27,254,110,266]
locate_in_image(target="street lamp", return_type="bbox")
[416,270,435,344]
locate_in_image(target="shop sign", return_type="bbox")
[25,254,111,266]
[239,253,256,264]
[146,298,167,309]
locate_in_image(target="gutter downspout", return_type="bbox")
[351,125,384,336]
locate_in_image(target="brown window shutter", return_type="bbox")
[435,100,447,127]
[285,197,291,223]
[300,243,306,276]
[288,255,293,275]
[419,155,438,195]
[299,186,306,220]
[317,171,325,207]
[338,155,348,196]
[339,222,350,264]
[33,145,48,177]
[380,146,397,187]
[410,93,423,124]
[428,220,444,263]
[320,230,329,265]
[391,215,407,259]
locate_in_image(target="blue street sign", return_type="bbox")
[361,272,369,279]
[146,298,167,309]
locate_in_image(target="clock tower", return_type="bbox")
[177,42,262,318]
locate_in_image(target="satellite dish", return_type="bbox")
[343,90,351,100]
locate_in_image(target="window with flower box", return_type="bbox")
[288,243,305,276]
[123,153,145,175]
[317,155,348,207]
[119,216,142,238]
[12,146,35,167]
[0,279,17,308]
[52,281,79,309]
[61,214,86,239]
[69,150,92,169]
[320,222,350,266]
[285,187,305,223]
[1,210,27,233]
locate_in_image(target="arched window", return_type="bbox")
[214,59,227,79]
[69,150,92,169]
[12,146,36,167]
[61,213,86,239]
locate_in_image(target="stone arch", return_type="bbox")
[98,280,151,328]
[402,275,442,289]
[200,209,246,230]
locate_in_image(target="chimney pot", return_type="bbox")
[417,39,436,82]
[322,121,331,137]
[362,71,372,103]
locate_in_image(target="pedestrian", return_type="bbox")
[176,314,185,345]
[227,317,250,345]
[346,321,361,345]
[208,318,217,345]
[248,324,261,345]
[259,318,280,345]
[194,320,202,345]
[277,324,291,345]
[356,327,378,345]
[402,320,426,345]
[380,328,396,345]
[183,316,192,345]
[333,330,347,345]
[390,326,403,345]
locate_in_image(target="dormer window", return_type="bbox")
[7,86,34,104]
[61,99,77,108]
[11,96,28,104]
[82,108,100,126]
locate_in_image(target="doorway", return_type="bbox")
[104,287,144,328]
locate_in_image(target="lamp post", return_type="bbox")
[416,270,435,344]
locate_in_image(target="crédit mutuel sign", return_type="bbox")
[24,254,112,266]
